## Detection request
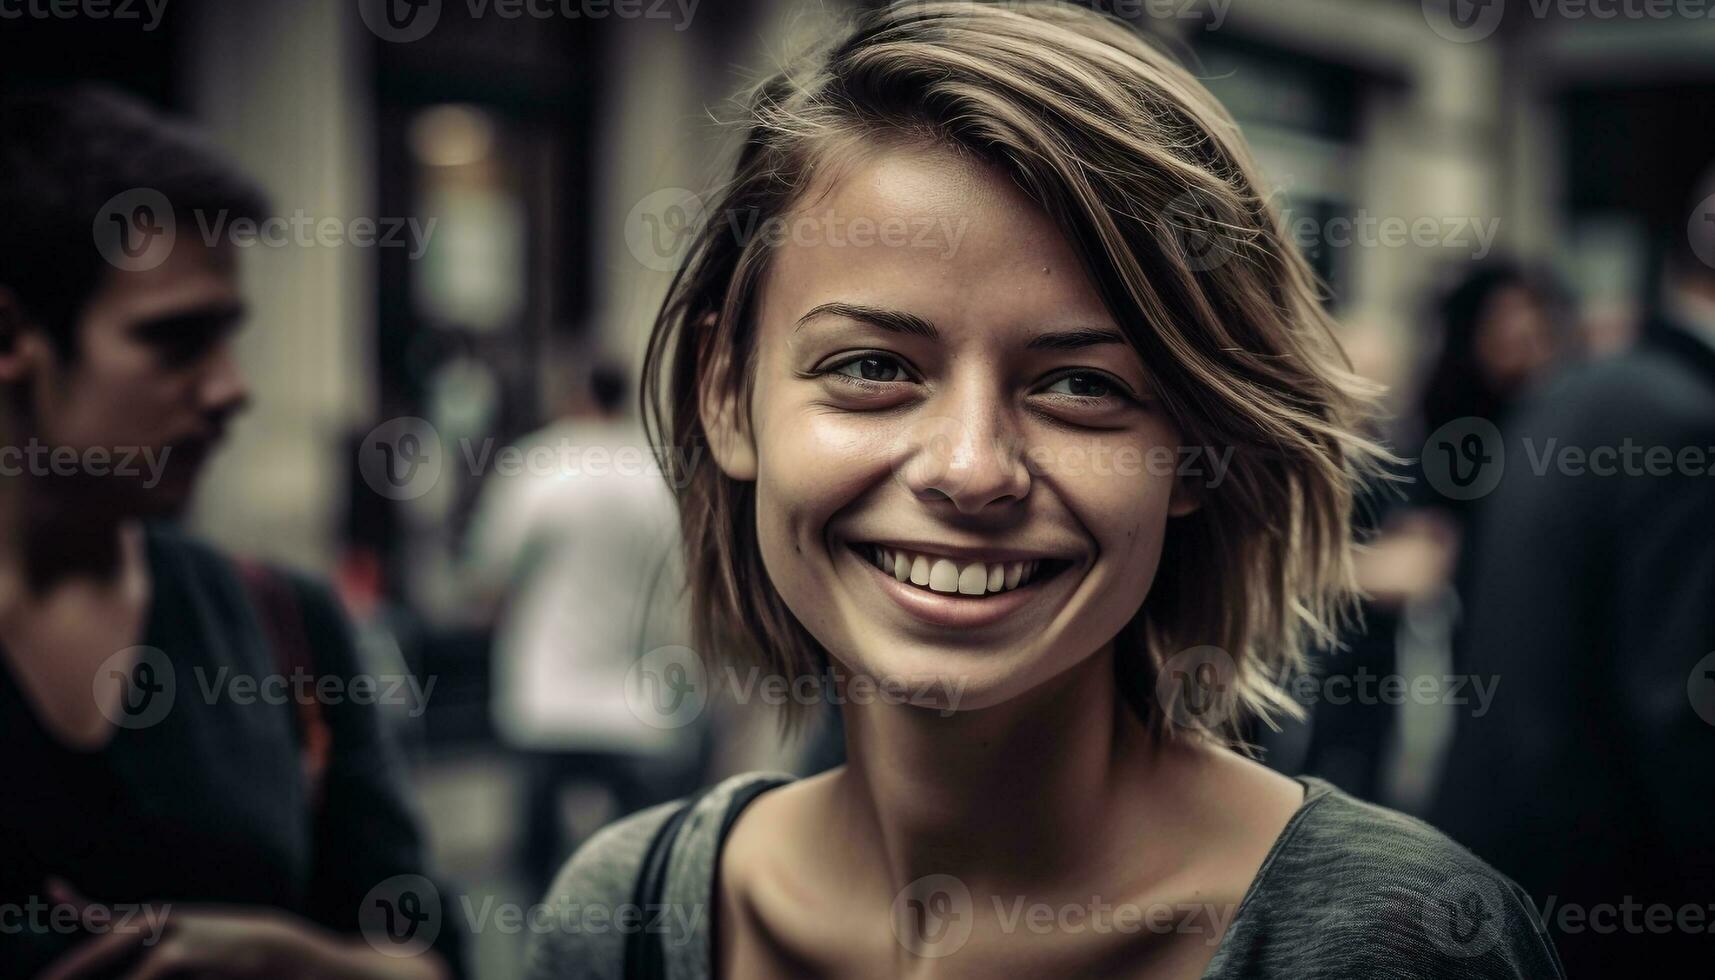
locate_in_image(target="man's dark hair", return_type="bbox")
[0,85,269,357]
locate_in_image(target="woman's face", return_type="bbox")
[1474,284,1555,396]
[716,146,1196,711]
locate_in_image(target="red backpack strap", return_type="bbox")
[236,559,333,815]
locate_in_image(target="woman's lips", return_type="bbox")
[848,543,1072,629]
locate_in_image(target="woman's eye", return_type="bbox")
[1044,372,1121,400]
[831,355,907,383]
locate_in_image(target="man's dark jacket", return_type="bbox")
[1431,312,1715,976]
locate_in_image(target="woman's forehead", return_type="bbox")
[760,146,1118,341]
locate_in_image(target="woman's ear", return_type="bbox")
[1167,476,1202,518]
[1166,442,1207,518]
[697,316,758,481]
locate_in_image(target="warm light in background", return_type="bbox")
[409,103,497,168]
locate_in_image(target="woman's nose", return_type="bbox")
[892,394,1031,515]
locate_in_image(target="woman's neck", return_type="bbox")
[832,643,1159,893]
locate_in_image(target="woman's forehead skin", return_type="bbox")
[759,146,1117,348]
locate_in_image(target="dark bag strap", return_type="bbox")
[624,776,791,980]
[624,798,698,980]
[235,559,333,815]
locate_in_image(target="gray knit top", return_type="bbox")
[524,772,1564,979]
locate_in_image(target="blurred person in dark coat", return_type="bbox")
[0,87,463,979]
[1293,263,1565,801]
[1431,172,1715,975]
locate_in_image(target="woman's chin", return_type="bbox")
[825,642,1079,717]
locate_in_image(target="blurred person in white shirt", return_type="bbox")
[464,361,700,893]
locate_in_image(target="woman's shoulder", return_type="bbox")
[1206,777,1565,978]
[522,771,797,980]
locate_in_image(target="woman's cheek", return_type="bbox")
[758,405,898,512]
[1051,429,1178,582]
[752,403,895,582]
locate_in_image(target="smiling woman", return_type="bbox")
[526,3,1565,978]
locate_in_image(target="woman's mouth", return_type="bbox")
[845,541,1075,630]
[853,543,1067,597]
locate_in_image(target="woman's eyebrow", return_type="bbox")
[795,301,1126,350]
[796,302,938,338]
[1024,328,1128,350]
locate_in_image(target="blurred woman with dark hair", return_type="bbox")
[1293,261,1569,802]
[1422,262,1566,448]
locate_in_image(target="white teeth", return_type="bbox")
[910,556,930,586]
[861,544,1055,598]
[957,563,988,595]
[928,559,960,593]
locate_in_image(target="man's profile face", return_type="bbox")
[19,238,250,516]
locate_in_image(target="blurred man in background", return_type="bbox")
[1432,169,1715,974]
[0,87,462,979]
[465,362,701,897]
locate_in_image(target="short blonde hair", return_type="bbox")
[642,0,1386,745]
